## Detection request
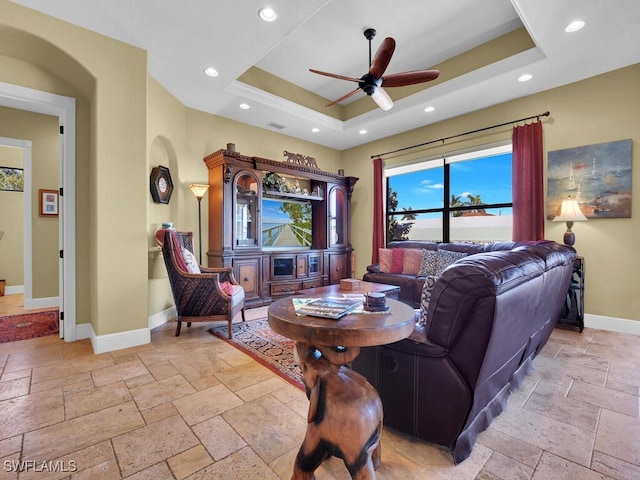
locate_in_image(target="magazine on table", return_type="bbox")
[293,295,364,319]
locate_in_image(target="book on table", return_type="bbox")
[293,296,364,319]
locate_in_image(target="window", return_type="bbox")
[386,144,512,243]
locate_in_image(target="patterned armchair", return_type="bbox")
[157,229,245,337]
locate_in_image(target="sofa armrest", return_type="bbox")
[367,264,380,274]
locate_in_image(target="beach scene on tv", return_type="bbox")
[262,198,312,248]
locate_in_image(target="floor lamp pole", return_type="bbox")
[197,196,203,264]
[189,183,209,265]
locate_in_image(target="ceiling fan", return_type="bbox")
[310,28,440,111]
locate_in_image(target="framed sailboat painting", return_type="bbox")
[547,139,632,219]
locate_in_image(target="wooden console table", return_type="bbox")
[268,297,415,479]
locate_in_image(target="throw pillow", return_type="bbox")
[181,247,201,274]
[379,248,405,274]
[378,248,392,273]
[418,250,438,276]
[390,248,405,274]
[402,249,423,275]
[418,275,439,327]
[435,249,467,275]
[220,281,234,296]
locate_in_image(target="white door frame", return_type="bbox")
[0,82,77,341]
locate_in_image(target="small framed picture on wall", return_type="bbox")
[39,189,59,217]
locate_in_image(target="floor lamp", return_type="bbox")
[553,195,587,246]
[189,184,209,264]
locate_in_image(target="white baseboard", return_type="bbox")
[24,296,59,310]
[73,307,176,354]
[5,285,24,295]
[584,313,640,336]
[149,306,177,331]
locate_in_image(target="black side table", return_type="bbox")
[557,256,585,332]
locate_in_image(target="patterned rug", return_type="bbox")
[210,318,303,390]
[0,310,59,343]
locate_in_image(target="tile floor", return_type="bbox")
[0,300,639,479]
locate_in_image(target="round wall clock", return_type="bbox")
[150,165,174,204]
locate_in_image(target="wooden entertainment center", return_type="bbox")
[204,146,358,308]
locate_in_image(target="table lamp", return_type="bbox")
[189,183,209,263]
[553,195,587,246]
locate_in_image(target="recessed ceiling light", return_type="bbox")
[311,127,320,133]
[518,73,533,82]
[258,7,277,22]
[204,67,219,77]
[565,20,585,33]
[358,129,368,135]
[239,103,250,110]
[424,106,435,113]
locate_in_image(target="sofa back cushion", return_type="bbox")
[379,248,405,273]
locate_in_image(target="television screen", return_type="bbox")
[262,198,312,249]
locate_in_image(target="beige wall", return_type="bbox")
[344,64,640,323]
[0,145,24,287]
[2,0,147,335]
[0,107,59,297]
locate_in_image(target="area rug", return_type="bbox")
[0,310,59,343]
[210,318,303,390]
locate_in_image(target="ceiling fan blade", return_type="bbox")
[382,70,440,87]
[309,69,361,83]
[326,87,361,107]
[369,37,396,78]
[371,86,393,111]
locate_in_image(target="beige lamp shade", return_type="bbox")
[553,195,587,246]
[189,183,209,199]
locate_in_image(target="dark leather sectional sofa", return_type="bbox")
[353,240,576,463]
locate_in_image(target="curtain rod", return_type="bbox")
[371,111,550,159]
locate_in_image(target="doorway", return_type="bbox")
[0,81,77,341]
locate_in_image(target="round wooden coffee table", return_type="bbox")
[268,297,415,479]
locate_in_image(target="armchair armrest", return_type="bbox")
[199,266,239,285]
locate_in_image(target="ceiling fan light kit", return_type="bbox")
[310,27,440,111]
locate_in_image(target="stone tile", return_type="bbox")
[136,344,188,366]
[608,358,640,389]
[524,380,600,432]
[3,344,61,372]
[569,380,639,417]
[0,376,30,401]
[90,359,149,387]
[30,371,93,394]
[214,344,255,368]
[124,373,155,389]
[369,445,425,480]
[64,380,132,419]
[170,352,232,382]
[22,401,144,461]
[0,368,31,382]
[531,451,611,480]
[172,383,243,426]
[412,442,492,479]
[112,414,199,477]
[0,388,64,439]
[0,435,22,458]
[476,428,542,468]
[214,361,275,392]
[590,330,640,352]
[146,360,181,380]
[66,459,120,480]
[594,409,640,466]
[189,374,222,392]
[184,446,279,480]
[167,445,213,480]
[478,451,533,480]
[62,378,95,396]
[141,401,179,425]
[191,415,247,461]
[123,461,174,480]
[490,403,595,467]
[129,374,196,411]
[222,394,307,464]
[591,449,640,480]
[234,377,291,403]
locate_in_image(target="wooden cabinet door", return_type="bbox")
[234,257,260,303]
[329,253,346,284]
